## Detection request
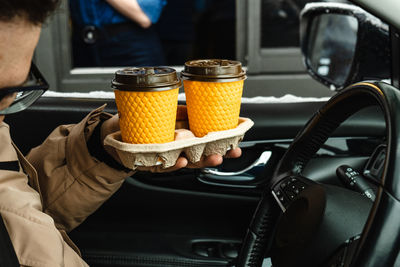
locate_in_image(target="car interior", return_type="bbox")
[3,0,400,266]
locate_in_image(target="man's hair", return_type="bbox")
[0,0,60,25]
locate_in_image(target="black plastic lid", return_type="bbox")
[112,67,182,92]
[181,59,246,82]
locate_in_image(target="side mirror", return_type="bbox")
[300,3,390,91]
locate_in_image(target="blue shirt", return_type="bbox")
[69,0,167,27]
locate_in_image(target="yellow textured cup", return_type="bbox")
[112,67,181,144]
[181,59,246,137]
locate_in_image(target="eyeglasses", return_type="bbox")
[0,62,49,115]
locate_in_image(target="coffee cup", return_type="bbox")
[112,67,181,144]
[181,59,246,137]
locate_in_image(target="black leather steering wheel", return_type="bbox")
[236,81,400,267]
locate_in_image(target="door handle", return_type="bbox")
[198,151,272,188]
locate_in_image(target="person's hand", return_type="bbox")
[106,0,152,28]
[100,114,242,172]
[136,147,242,173]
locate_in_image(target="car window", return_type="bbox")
[35,0,349,98]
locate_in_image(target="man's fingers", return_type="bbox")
[136,148,241,172]
[186,154,223,169]
[225,147,242,158]
[137,157,188,173]
[171,157,189,170]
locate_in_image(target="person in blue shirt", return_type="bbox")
[69,0,167,67]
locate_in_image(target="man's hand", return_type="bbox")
[100,114,242,172]
[136,147,242,173]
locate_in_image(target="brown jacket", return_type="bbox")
[0,106,134,266]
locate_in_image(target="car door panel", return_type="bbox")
[4,97,385,266]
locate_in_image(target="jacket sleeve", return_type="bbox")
[26,105,135,232]
[0,123,89,267]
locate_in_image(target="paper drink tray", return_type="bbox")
[104,117,254,169]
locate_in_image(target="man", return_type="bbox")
[0,1,241,266]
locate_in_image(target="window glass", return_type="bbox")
[189,0,236,64]
[261,0,310,48]
[35,0,340,96]
[68,0,236,68]
[261,0,349,48]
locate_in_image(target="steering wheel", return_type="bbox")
[236,81,400,267]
